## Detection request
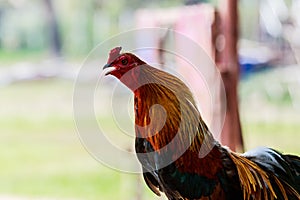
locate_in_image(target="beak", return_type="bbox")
[103,63,111,69]
[103,63,116,76]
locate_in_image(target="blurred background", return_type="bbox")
[1,0,300,199]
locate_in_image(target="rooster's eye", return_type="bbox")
[121,59,128,65]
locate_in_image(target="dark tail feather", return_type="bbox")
[284,154,300,190]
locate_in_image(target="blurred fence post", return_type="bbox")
[216,0,244,152]
[43,0,62,57]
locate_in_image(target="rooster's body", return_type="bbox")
[103,47,300,200]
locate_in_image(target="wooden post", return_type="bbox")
[216,0,244,152]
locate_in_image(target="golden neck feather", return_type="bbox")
[133,65,215,153]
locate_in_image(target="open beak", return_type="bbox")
[103,63,115,76]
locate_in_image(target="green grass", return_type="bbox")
[242,122,300,154]
[0,49,47,65]
[0,76,299,199]
[0,79,157,200]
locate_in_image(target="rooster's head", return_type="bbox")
[103,47,145,79]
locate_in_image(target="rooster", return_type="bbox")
[103,47,300,200]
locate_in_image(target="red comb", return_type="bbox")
[107,46,122,64]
